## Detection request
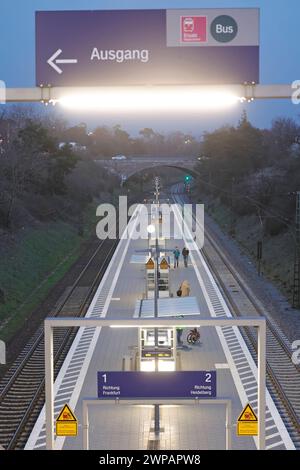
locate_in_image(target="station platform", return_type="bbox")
[25,204,295,450]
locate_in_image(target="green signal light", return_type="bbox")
[185,175,191,182]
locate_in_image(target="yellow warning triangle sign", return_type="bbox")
[159,258,169,269]
[56,404,77,422]
[146,257,154,269]
[238,403,258,422]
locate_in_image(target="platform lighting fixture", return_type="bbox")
[140,359,175,372]
[110,324,201,328]
[55,86,244,112]
[140,360,156,372]
[147,224,156,234]
[157,360,176,372]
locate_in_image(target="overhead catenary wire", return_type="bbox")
[193,170,295,230]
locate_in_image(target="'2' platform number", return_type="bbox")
[205,373,211,383]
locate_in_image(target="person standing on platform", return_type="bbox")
[175,314,184,346]
[176,280,190,346]
[173,246,180,268]
[179,280,190,297]
[176,326,184,346]
[182,246,189,268]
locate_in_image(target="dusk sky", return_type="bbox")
[1,0,300,136]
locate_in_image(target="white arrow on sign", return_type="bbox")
[47,49,78,74]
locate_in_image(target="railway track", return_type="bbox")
[0,236,118,450]
[173,190,300,448]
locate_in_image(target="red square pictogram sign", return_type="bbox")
[181,16,207,43]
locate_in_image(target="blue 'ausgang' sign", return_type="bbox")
[36,9,259,86]
[97,371,217,399]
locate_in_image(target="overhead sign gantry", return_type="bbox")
[3,8,297,104]
[44,316,267,450]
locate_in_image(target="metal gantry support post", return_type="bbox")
[45,322,54,450]
[225,399,232,450]
[257,320,266,450]
[154,205,160,430]
[82,399,89,451]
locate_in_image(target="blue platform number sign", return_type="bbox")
[97,371,216,399]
